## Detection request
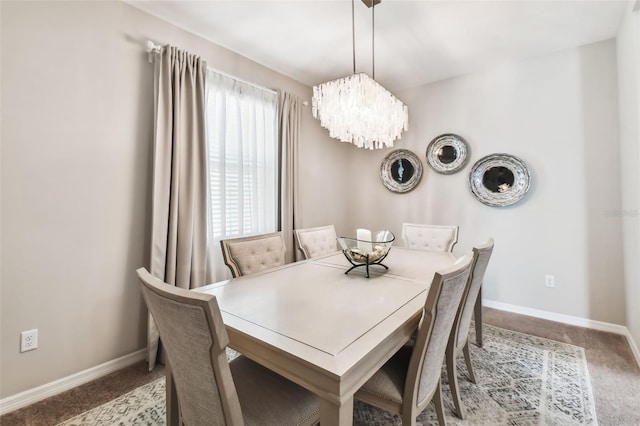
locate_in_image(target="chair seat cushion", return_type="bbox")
[230,356,320,426]
[356,344,413,408]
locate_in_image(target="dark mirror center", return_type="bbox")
[437,145,458,164]
[391,159,415,183]
[483,166,514,193]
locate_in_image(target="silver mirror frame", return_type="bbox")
[380,149,423,193]
[469,153,531,207]
[426,133,470,174]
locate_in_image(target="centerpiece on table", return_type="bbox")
[337,229,395,278]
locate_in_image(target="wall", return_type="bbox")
[0,0,348,399]
[345,40,625,324]
[617,2,640,351]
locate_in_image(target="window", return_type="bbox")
[205,70,278,240]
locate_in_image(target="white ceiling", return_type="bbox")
[126,0,629,92]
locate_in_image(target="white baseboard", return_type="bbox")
[484,299,640,368]
[624,328,640,370]
[0,349,146,416]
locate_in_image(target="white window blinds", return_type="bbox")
[205,70,278,240]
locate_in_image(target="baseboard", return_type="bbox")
[624,328,640,370]
[484,299,640,368]
[0,349,146,416]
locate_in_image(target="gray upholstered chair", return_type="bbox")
[402,223,459,252]
[220,232,286,278]
[294,225,338,259]
[136,268,319,426]
[354,253,474,425]
[445,238,494,420]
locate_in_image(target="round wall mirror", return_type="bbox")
[380,149,423,193]
[425,133,470,174]
[469,153,531,206]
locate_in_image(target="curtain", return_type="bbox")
[148,46,208,370]
[278,92,301,263]
[205,71,279,282]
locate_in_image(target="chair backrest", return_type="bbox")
[220,232,286,278]
[452,238,494,349]
[403,253,473,413]
[294,225,337,259]
[136,268,243,425]
[402,223,459,252]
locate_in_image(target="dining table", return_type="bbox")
[167,246,466,425]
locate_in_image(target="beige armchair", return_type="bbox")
[136,268,319,425]
[402,223,459,252]
[294,225,338,259]
[354,253,474,425]
[220,232,286,278]
[446,238,494,419]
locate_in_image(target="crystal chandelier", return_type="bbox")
[312,0,408,150]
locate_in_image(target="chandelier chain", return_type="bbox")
[352,0,356,74]
[372,1,375,79]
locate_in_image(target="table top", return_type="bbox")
[195,247,457,377]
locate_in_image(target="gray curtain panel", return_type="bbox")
[147,46,208,370]
[278,92,301,263]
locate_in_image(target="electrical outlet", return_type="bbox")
[20,329,38,352]
[545,274,555,288]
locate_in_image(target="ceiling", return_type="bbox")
[126,0,629,93]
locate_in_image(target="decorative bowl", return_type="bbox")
[337,230,395,277]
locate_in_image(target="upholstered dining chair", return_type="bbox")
[445,238,494,420]
[136,268,320,426]
[402,223,459,252]
[220,232,286,278]
[354,253,474,426]
[294,225,338,260]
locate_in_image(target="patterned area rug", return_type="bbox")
[59,326,597,425]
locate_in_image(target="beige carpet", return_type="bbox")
[58,325,597,426]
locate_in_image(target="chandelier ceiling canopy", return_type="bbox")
[312,0,408,150]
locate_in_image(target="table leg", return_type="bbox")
[166,362,180,426]
[320,395,354,426]
[474,286,483,347]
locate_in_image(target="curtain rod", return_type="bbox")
[146,40,277,96]
[207,67,278,96]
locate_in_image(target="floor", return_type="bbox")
[2,307,639,426]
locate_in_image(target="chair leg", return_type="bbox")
[463,341,477,384]
[474,286,483,347]
[433,380,447,426]
[446,347,466,420]
[401,411,417,426]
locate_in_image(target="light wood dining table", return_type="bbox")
[167,247,461,425]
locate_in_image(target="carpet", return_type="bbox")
[58,325,597,425]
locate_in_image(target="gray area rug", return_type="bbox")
[59,325,597,425]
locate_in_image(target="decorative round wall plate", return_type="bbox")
[469,153,531,207]
[380,149,423,193]
[426,133,470,174]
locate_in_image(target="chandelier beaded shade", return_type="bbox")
[312,0,408,150]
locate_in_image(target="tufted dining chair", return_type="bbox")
[220,232,286,278]
[402,223,459,252]
[354,253,474,426]
[136,268,320,425]
[445,238,494,419]
[294,225,338,260]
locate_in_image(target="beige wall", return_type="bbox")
[617,3,640,349]
[344,40,626,324]
[0,0,348,398]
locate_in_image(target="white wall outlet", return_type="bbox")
[20,329,38,352]
[545,274,555,288]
